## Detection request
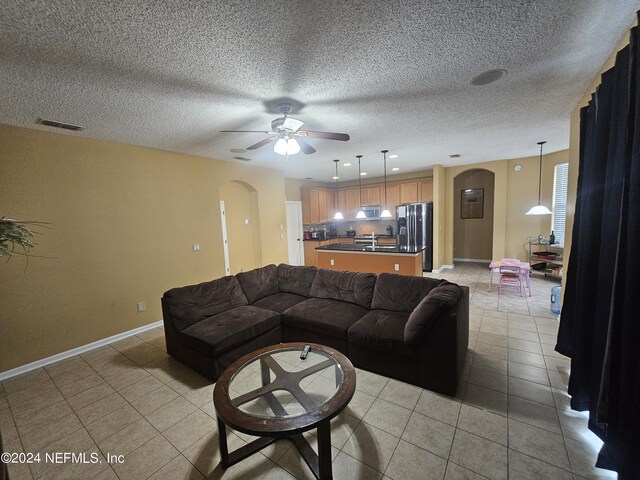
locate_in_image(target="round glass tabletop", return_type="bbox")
[228,345,344,419]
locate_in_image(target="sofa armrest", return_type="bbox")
[416,285,469,395]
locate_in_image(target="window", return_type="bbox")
[552,162,569,246]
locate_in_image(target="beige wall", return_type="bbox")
[432,165,445,269]
[438,150,569,265]
[454,169,495,260]
[0,125,288,371]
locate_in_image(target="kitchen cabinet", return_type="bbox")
[400,182,419,204]
[301,188,335,224]
[419,179,433,202]
[360,186,381,206]
[384,184,400,217]
[336,188,359,220]
[303,238,338,266]
[310,189,320,223]
[318,189,327,222]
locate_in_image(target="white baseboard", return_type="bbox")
[453,258,491,263]
[0,320,164,381]
[432,264,454,273]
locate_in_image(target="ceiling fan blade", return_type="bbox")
[221,130,271,134]
[247,136,277,150]
[297,139,316,154]
[302,131,350,141]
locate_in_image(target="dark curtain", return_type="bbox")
[557,15,640,479]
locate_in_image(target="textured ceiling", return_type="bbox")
[1,1,638,182]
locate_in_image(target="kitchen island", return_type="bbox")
[316,243,425,276]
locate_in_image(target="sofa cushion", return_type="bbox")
[371,273,443,312]
[309,269,377,309]
[236,264,279,303]
[163,276,248,331]
[277,264,318,296]
[348,310,419,359]
[179,306,280,357]
[282,297,369,338]
[404,281,461,345]
[252,292,308,313]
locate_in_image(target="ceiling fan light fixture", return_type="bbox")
[274,137,300,155]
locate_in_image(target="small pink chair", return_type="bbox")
[498,264,522,295]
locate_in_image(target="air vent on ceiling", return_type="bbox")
[470,69,507,86]
[449,154,461,158]
[232,156,252,161]
[37,118,85,131]
[304,177,313,180]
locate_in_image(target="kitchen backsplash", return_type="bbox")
[304,220,395,236]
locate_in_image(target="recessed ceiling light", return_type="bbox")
[389,154,398,159]
[360,172,367,176]
[449,154,461,158]
[470,69,507,86]
[392,167,400,171]
[304,177,313,180]
[343,163,351,167]
[332,176,339,179]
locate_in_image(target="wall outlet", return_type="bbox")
[394,264,400,271]
[192,244,200,252]
[244,218,250,225]
[280,233,284,239]
[136,302,146,312]
[330,259,335,266]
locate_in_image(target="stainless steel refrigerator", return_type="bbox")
[397,202,433,272]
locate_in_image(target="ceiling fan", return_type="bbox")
[221,103,350,156]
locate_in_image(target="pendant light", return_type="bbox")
[355,155,366,219]
[333,159,344,220]
[525,141,553,215]
[380,149,392,218]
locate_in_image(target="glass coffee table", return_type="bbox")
[213,342,356,480]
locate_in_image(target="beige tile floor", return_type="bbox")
[0,263,618,480]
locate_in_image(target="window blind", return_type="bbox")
[552,162,569,246]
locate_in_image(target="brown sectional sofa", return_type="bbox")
[161,264,469,395]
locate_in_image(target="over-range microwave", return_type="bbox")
[359,205,381,220]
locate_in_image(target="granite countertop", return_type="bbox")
[315,243,425,254]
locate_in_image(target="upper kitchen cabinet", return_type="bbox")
[383,184,400,217]
[338,188,359,220]
[301,188,335,224]
[360,186,381,206]
[419,179,433,202]
[399,181,419,204]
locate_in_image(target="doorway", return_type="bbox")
[285,201,304,265]
[453,169,495,262]
[218,181,262,274]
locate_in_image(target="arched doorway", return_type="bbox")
[219,181,262,274]
[453,169,495,262]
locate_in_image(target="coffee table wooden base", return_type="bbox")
[217,417,333,479]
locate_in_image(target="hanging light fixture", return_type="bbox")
[355,155,366,219]
[526,141,552,215]
[273,136,300,156]
[333,159,344,220]
[380,150,392,218]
